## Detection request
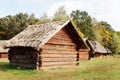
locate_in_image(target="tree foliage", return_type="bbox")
[52,6,68,21]
[0,9,120,54]
[70,10,96,40]
[0,13,40,39]
[116,31,120,39]
[93,20,120,54]
[40,13,51,23]
[107,33,120,54]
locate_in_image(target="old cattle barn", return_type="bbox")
[86,40,112,58]
[6,20,88,69]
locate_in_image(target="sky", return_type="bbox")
[0,0,120,31]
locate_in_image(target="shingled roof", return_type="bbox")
[6,20,85,50]
[105,47,112,53]
[88,41,112,54]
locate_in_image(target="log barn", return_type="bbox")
[6,20,89,69]
[86,40,112,58]
[0,40,9,58]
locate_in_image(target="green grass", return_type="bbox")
[0,56,120,80]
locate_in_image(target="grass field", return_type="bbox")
[0,56,120,80]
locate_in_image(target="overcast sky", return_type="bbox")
[0,0,120,31]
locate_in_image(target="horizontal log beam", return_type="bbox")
[40,64,78,69]
[42,44,76,51]
[40,53,77,58]
[46,41,76,46]
[10,62,36,69]
[41,61,77,66]
[79,49,90,51]
[41,57,77,62]
[41,50,77,54]
[10,60,37,64]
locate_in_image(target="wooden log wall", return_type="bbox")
[79,49,90,60]
[9,47,39,69]
[0,53,8,58]
[40,27,78,68]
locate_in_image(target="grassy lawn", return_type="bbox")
[0,56,120,80]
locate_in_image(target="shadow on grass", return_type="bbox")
[0,62,33,72]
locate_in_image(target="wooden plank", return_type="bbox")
[52,30,71,38]
[47,40,76,46]
[79,49,90,51]
[50,37,71,42]
[40,53,77,58]
[79,51,89,54]
[51,37,72,41]
[41,49,77,54]
[46,28,76,46]
[50,35,72,40]
[0,53,8,58]
[40,64,77,69]
[51,29,70,36]
[41,57,77,62]
[10,60,37,64]
[10,56,37,60]
[41,61,77,66]
[48,36,73,41]
[10,62,36,69]
[79,58,89,60]
[79,53,89,60]
[41,48,76,52]
[80,56,89,58]
[42,44,76,51]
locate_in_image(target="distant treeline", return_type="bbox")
[0,6,120,54]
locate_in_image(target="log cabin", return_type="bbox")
[0,40,9,58]
[6,20,89,69]
[86,40,112,58]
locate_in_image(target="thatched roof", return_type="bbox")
[0,40,9,52]
[88,41,112,54]
[105,47,112,53]
[6,20,87,50]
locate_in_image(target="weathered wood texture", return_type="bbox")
[0,53,8,58]
[79,49,90,60]
[8,27,81,69]
[40,27,78,68]
[8,47,39,69]
[46,28,76,46]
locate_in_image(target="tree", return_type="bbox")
[40,13,51,23]
[93,21,120,54]
[116,32,120,54]
[28,13,38,25]
[93,22,104,43]
[70,10,96,40]
[100,21,114,32]
[116,31,120,39]
[0,17,9,39]
[0,13,41,40]
[102,27,112,46]
[107,33,120,54]
[52,6,68,21]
